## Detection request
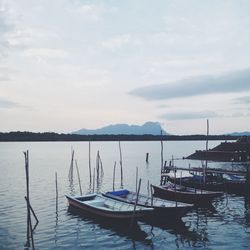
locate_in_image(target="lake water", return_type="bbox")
[0,141,249,249]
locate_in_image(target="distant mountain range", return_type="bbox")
[72,122,168,135]
[228,132,250,136]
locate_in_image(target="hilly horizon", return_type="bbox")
[72,122,168,135]
[72,122,250,136]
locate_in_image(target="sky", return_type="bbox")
[0,0,250,135]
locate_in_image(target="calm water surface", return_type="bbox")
[0,141,250,249]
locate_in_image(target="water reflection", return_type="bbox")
[67,206,153,247]
[244,195,250,229]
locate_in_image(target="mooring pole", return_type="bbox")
[146,152,149,163]
[119,141,123,187]
[24,151,31,248]
[75,160,82,196]
[113,161,116,191]
[88,141,92,184]
[55,172,58,213]
[131,178,141,227]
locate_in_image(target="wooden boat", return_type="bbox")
[65,193,153,220]
[168,173,247,194]
[102,189,194,219]
[168,174,225,192]
[152,182,223,205]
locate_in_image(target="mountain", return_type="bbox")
[228,132,250,136]
[72,122,168,135]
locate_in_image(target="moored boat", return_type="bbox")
[65,193,153,220]
[168,173,247,194]
[152,182,223,205]
[103,189,194,219]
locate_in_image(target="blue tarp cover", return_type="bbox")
[106,189,129,196]
[192,175,203,182]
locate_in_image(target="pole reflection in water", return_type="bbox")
[67,206,154,248]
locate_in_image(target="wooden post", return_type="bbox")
[88,141,92,184]
[24,151,31,248]
[99,152,104,176]
[160,130,164,171]
[96,151,100,181]
[92,167,95,193]
[119,141,123,187]
[146,153,149,163]
[68,149,74,181]
[204,119,209,185]
[55,172,58,213]
[24,150,38,249]
[113,161,116,191]
[147,180,150,198]
[135,167,138,193]
[25,196,39,232]
[75,160,82,196]
[150,184,153,206]
[131,178,141,227]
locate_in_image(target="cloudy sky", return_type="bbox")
[1,0,250,135]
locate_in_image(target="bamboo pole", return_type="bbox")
[97,151,104,176]
[23,151,38,250]
[160,130,164,172]
[135,167,138,193]
[68,149,74,180]
[119,141,123,187]
[24,151,31,248]
[92,167,95,193]
[150,184,153,206]
[75,160,83,196]
[204,119,209,185]
[147,180,150,198]
[96,151,100,181]
[146,153,149,163]
[88,141,92,184]
[55,172,58,213]
[113,161,116,191]
[25,196,39,232]
[131,178,141,227]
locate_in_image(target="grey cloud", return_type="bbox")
[160,111,220,120]
[130,68,250,100]
[0,98,20,109]
[234,96,250,104]
[0,3,11,58]
[0,67,9,81]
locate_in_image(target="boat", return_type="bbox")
[168,172,247,194]
[152,182,223,205]
[103,189,194,219]
[65,193,153,220]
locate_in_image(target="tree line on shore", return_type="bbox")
[0,131,237,141]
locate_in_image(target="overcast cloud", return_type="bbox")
[0,0,250,134]
[130,68,250,100]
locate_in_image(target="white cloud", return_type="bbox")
[101,34,141,51]
[22,48,68,59]
[70,2,116,21]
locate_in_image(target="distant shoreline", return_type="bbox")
[0,132,238,142]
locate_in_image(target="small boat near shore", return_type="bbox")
[168,172,247,195]
[152,182,223,205]
[103,189,194,219]
[65,193,153,220]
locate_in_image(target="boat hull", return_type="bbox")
[169,177,247,195]
[152,184,223,205]
[66,194,151,220]
[103,190,193,219]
